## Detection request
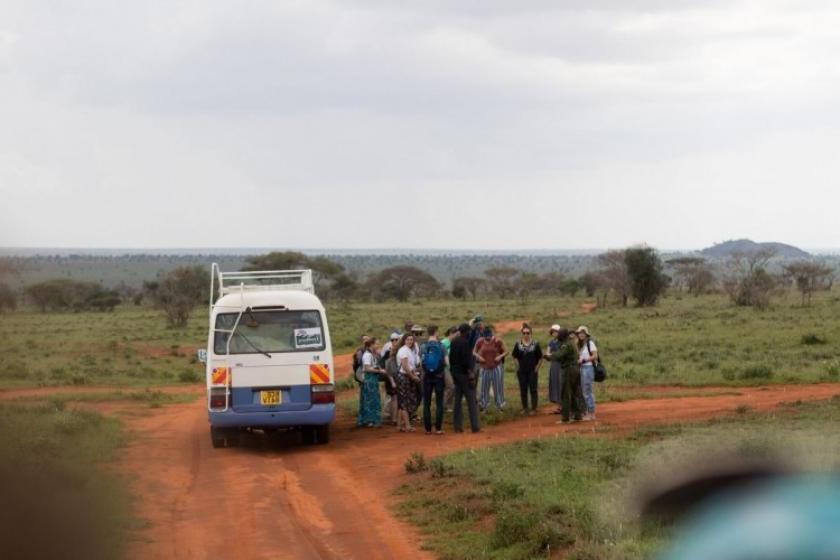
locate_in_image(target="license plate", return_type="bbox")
[260,390,281,406]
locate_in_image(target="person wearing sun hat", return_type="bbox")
[546,324,564,413]
[575,325,599,420]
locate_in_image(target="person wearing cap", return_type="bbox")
[409,325,425,423]
[474,326,508,411]
[575,326,599,420]
[450,323,480,433]
[546,325,564,414]
[545,327,583,423]
[381,331,401,358]
[380,332,401,424]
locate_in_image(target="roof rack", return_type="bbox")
[210,263,314,302]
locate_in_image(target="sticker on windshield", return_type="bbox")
[294,328,323,349]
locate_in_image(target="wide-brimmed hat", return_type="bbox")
[470,315,485,326]
[549,324,561,333]
[575,326,591,336]
[389,332,401,341]
[411,325,425,333]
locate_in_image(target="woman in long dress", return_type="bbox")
[546,325,563,414]
[356,338,384,427]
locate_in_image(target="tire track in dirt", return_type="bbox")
[97,382,840,559]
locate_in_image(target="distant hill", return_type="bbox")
[701,239,810,259]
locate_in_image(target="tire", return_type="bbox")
[315,424,330,445]
[301,426,316,445]
[210,427,226,448]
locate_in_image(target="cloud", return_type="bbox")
[1,0,840,249]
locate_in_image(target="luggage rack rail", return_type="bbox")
[211,263,314,300]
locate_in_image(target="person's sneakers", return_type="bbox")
[557,418,571,424]
[435,430,444,435]
[582,413,596,422]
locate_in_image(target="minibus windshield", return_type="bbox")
[214,310,325,354]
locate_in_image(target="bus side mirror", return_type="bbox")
[197,349,208,364]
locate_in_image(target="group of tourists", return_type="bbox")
[353,315,602,434]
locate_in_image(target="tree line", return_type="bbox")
[2,249,835,328]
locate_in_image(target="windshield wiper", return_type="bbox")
[235,330,272,358]
[234,309,272,358]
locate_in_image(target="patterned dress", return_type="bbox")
[356,352,382,426]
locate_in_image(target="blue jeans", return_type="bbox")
[581,363,595,414]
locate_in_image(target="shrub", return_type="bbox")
[0,282,16,312]
[404,452,427,474]
[24,279,120,312]
[739,365,773,380]
[800,334,827,346]
[177,370,201,383]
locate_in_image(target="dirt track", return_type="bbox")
[34,382,834,559]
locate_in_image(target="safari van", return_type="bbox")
[200,264,335,447]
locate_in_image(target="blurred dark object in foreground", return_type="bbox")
[640,456,840,559]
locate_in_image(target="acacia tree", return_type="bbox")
[597,250,631,306]
[783,261,834,306]
[0,283,16,312]
[243,251,345,294]
[722,250,778,309]
[669,257,717,296]
[624,247,669,306]
[366,266,440,302]
[151,266,210,327]
[484,267,519,298]
[452,277,488,300]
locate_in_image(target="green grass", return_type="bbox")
[394,397,840,560]
[3,290,840,390]
[0,402,132,559]
[15,388,200,408]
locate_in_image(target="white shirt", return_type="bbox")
[397,346,418,374]
[579,340,598,363]
[382,341,393,355]
[362,351,376,370]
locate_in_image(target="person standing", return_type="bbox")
[441,327,458,411]
[409,325,425,424]
[381,333,401,425]
[546,328,583,423]
[474,327,508,411]
[357,338,384,427]
[511,323,542,414]
[546,325,563,414]
[420,325,447,435]
[449,323,480,433]
[396,334,421,432]
[576,326,599,421]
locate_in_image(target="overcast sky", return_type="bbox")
[2,0,839,251]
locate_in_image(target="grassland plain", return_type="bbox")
[395,397,840,560]
[0,402,132,559]
[2,291,839,390]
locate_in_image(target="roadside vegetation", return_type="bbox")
[0,403,131,559]
[395,397,840,560]
[4,289,840,391]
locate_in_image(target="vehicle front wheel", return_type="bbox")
[315,424,330,444]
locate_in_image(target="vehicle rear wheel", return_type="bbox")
[315,424,330,444]
[301,426,316,445]
[210,427,226,448]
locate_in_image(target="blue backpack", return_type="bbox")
[421,340,446,374]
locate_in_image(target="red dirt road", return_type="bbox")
[94,382,840,559]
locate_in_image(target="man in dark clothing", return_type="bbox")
[450,323,480,433]
[420,325,447,434]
